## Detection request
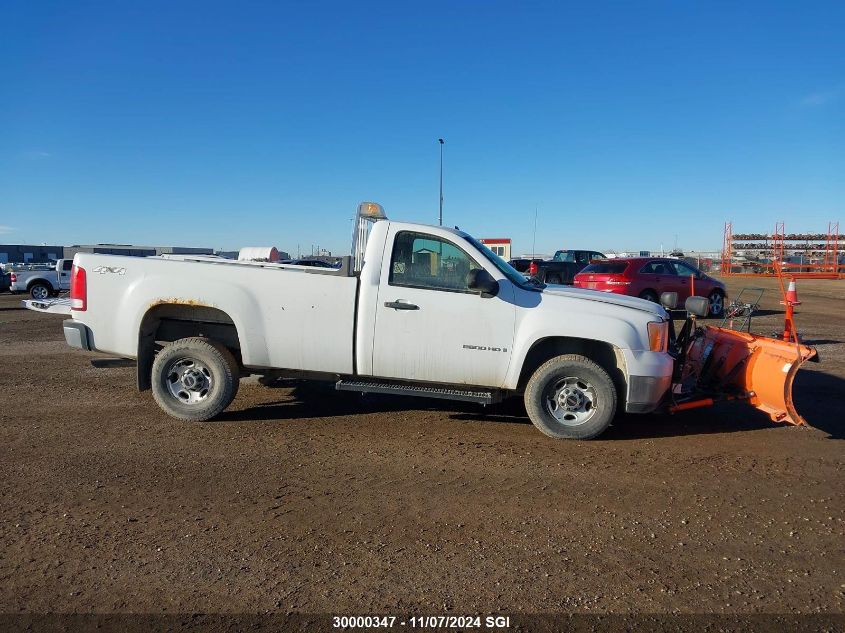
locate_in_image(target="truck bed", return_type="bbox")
[71,253,359,373]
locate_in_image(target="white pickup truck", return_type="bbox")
[30,203,817,439]
[10,259,73,299]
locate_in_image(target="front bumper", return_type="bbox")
[622,350,674,414]
[63,320,93,351]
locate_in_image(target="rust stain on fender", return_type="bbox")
[148,298,214,309]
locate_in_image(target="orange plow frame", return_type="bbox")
[671,326,817,426]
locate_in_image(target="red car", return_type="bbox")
[573,257,727,316]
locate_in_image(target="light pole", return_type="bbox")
[438,138,445,226]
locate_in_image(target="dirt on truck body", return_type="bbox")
[0,278,843,623]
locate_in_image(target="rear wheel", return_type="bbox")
[546,274,562,284]
[524,354,617,440]
[29,283,51,300]
[151,337,239,421]
[638,289,659,303]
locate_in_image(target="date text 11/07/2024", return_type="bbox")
[332,615,511,629]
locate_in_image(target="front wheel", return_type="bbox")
[151,337,239,421]
[639,290,659,303]
[707,291,725,318]
[524,354,617,440]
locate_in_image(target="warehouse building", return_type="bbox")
[63,244,215,258]
[0,244,65,264]
[0,243,216,264]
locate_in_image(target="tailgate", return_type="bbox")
[21,298,73,315]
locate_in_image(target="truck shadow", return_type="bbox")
[789,368,845,440]
[222,373,843,440]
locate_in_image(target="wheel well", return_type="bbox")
[638,288,657,298]
[28,278,54,290]
[137,304,242,391]
[517,337,627,404]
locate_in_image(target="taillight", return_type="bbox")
[9,273,15,283]
[528,261,538,276]
[70,265,87,311]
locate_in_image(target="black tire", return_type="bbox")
[524,354,617,440]
[29,283,53,300]
[151,337,239,421]
[639,289,659,303]
[546,274,562,285]
[707,290,725,318]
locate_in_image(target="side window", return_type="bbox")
[389,231,481,292]
[576,251,589,263]
[672,261,697,277]
[62,260,73,271]
[640,261,670,275]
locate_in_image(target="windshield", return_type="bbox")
[462,235,541,290]
[553,250,576,262]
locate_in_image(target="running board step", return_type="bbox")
[335,380,501,405]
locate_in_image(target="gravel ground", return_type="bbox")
[0,277,842,624]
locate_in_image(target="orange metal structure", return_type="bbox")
[824,221,840,272]
[720,221,845,278]
[720,222,733,274]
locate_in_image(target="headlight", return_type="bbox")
[647,321,668,352]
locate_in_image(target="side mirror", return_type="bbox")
[468,268,499,297]
[660,291,678,310]
[685,296,710,318]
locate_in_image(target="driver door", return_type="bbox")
[371,228,516,387]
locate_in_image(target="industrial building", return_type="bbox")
[0,244,65,264]
[1,243,216,264]
[63,244,215,258]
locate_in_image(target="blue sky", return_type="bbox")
[1,1,843,255]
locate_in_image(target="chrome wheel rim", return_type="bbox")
[545,376,597,426]
[709,293,723,315]
[165,358,213,404]
[32,286,49,300]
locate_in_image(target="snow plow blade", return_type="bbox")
[680,326,817,426]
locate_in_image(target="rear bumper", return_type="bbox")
[63,320,93,351]
[622,350,674,413]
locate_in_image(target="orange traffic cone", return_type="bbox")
[780,278,801,306]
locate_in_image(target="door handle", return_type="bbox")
[384,300,419,310]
